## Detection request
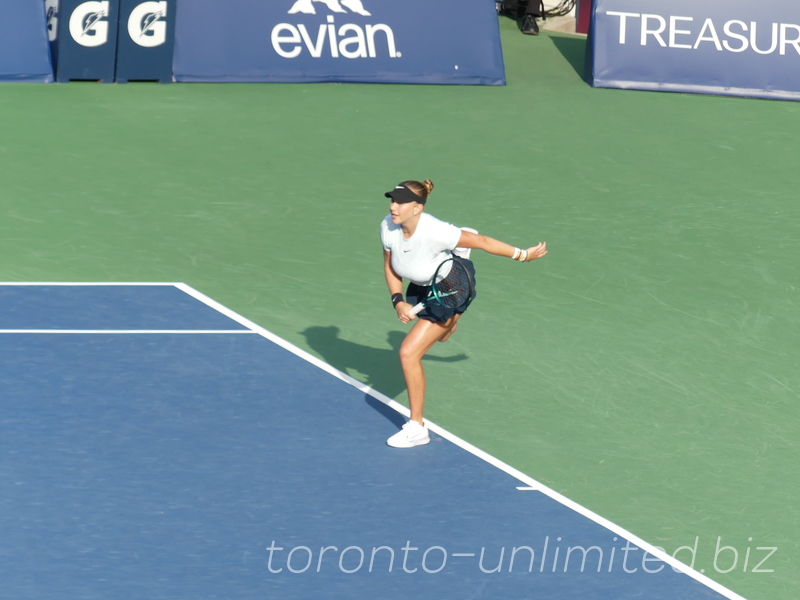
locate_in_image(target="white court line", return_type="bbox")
[0,282,748,600]
[0,330,255,335]
[0,281,179,286]
[175,282,748,600]
[0,282,253,335]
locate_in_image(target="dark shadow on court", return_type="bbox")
[548,33,587,81]
[300,326,467,402]
[364,394,406,429]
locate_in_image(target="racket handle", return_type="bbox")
[409,302,425,316]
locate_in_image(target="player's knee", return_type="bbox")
[398,344,414,364]
[398,342,423,365]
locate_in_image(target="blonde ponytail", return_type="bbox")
[401,179,434,202]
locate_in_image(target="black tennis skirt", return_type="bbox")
[406,258,477,324]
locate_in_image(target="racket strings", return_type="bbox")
[433,260,472,308]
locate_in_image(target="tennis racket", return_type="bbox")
[409,257,475,316]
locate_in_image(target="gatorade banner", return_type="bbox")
[0,0,53,82]
[115,0,177,83]
[173,0,506,85]
[588,0,800,101]
[52,0,122,83]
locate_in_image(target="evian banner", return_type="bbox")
[588,0,800,101]
[173,0,505,85]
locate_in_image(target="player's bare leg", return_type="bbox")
[399,317,455,424]
[438,314,461,342]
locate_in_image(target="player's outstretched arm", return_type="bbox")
[521,242,548,262]
[457,230,547,262]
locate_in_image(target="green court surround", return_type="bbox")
[1,20,797,600]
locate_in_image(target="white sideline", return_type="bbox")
[0,330,255,334]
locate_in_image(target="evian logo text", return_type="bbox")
[289,0,370,16]
[272,0,400,59]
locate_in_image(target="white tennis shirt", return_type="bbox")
[380,212,462,286]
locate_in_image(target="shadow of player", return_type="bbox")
[299,325,468,401]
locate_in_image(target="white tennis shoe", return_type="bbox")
[386,420,430,448]
[453,227,478,260]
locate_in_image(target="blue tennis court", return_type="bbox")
[0,283,745,599]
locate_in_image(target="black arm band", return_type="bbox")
[391,293,404,308]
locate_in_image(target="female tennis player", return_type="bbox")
[382,179,547,448]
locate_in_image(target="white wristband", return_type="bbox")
[517,249,528,262]
[511,248,521,261]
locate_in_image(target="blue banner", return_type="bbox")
[173,0,505,85]
[588,0,800,101]
[116,0,177,83]
[0,0,53,82]
[52,0,122,83]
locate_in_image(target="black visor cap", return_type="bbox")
[385,184,425,204]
